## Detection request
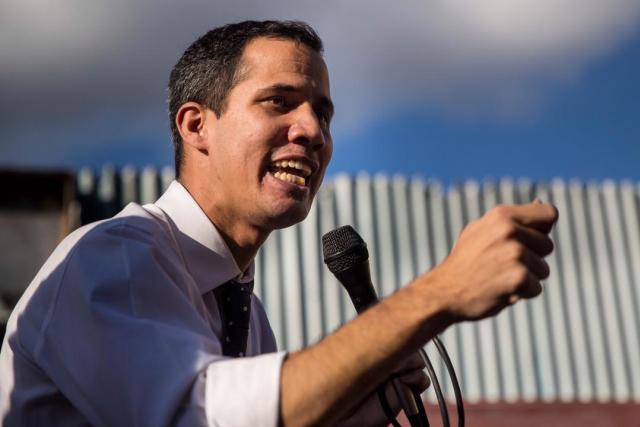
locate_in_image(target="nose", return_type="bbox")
[287,105,325,151]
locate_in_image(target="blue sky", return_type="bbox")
[329,31,640,183]
[1,1,639,185]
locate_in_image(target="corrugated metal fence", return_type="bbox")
[76,166,640,404]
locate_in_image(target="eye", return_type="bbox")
[316,110,331,131]
[266,95,286,107]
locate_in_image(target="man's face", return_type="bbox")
[203,37,333,231]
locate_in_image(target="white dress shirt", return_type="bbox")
[0,181,287,427]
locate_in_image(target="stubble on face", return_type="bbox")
[202,37,333,240]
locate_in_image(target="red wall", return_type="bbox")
[397,402,640,426]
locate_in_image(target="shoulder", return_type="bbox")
[15,203,170,295]
[5,203,182,355]
[75,203,168,244]
[60,203,172,262]
[23,202,183,313]
[60,203,184,286]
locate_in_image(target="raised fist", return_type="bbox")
[427,200,559,322]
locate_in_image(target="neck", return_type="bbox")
[178,176,270,273]
[213,223,270,273]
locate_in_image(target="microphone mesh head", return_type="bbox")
[322,225,369,274]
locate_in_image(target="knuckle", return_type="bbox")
[398,370,422,386]
[500,222,517,240]
[512,265,529,284]
[508,242,526,261]
[465,218,480,234]
[490,204,511,221]
[411,354,426,370]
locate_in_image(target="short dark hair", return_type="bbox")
[168,20,324,177]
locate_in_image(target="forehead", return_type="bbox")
[237,37,330,92]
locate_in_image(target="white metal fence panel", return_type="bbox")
[73,167,640,403]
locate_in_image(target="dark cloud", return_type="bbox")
[2,0,639,167]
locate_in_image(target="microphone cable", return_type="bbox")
[433,336,465,427]
[377,384,402,427]
[322,225,466,427]
[376,374,428,427]
[376,342,450,427]
[412,389,429,427]
[419,346,449,427]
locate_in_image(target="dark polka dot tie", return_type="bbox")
[214,280,253,357]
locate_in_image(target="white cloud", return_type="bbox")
[318,0,640,127]
[0,0,121,73]
[1,0,639,163]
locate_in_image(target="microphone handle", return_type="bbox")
[334,268,422,421]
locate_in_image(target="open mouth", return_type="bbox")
[268,159,313,187]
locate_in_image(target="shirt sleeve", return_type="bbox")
[204,352,286,426]
[31,219,285,427]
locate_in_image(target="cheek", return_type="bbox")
[312,154,331,194]
[319,139,333,174]
[242,115,286,148]
[240,125,287,180]
[324,138,334,162]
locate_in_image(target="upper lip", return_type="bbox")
[269,155,318,177]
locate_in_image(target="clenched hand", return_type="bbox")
[426,200,559,322]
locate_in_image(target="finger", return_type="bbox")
[516,270,543,299]
[520,247,551,280]
[502,202,559,233]
[513,223,555,257]
[393,369,431,393]
[394,353,426,373]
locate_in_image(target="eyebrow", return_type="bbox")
[259,83,334,118]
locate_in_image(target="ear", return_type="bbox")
[175,102,210,153]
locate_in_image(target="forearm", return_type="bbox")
[280,273,451,427]
[281,201,559,426]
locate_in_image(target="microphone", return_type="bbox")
[322,225,421,425]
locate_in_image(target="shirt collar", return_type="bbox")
[154,180,254,295]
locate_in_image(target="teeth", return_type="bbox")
[273,171,306,186]
[273,160,312,177]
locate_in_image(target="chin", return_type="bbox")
[264,203,312,230]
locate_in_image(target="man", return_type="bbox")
[0,20,558,426]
